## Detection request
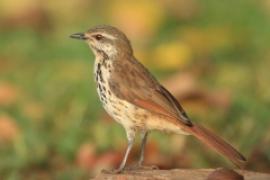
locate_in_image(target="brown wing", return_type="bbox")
[109,57,192,126]
[157,85,192,125]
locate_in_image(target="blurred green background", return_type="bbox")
[0,0,270,179]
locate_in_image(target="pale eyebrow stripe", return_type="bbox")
[102,33,116,40]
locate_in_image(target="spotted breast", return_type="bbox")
[94,54,142,133]
[94,55,185,136]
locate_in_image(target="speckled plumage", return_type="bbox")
[94,54,189,141]
[71,25,247,173]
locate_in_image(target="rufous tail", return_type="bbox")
[186,124,247,168]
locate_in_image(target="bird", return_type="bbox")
[70,25,247,173]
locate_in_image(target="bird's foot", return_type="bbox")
[101,164,159,174]
[101,168,124,174]
[125,163,159,171]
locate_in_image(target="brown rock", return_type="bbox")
[207,168,244,180]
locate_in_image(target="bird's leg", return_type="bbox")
[115,139,134,172]
[138,131,148,166]
[102,129,135,174]
[127,131,159,171]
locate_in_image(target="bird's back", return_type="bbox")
[110,56,192,126]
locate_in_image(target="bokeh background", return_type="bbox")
[1,0,270,179]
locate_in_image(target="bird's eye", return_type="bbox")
[94,34,103,40]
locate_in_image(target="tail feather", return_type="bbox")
[187,124,247,168]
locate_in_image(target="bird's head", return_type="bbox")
[70,25,133,58]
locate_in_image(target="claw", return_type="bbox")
[125,164,159,171]
[101,168,124,174]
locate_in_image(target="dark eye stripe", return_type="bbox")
[94,34,103,40]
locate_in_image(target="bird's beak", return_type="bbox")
[70,32,88,40]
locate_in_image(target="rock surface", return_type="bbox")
[93,168,270,180]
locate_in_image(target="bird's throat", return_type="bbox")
[93,48,109,62]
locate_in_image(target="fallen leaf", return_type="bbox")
[76,143,97,170]
[0,115,20,143]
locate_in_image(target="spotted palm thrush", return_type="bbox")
[70,25,247,173]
